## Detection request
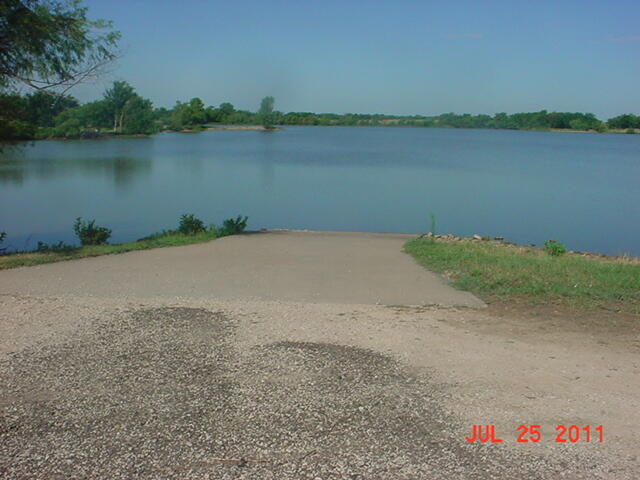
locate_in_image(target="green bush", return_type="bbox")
[625,128,636,134]
[544,240,567,257]
[178,213,206,235]
[73,217,112,245]
[222,215,248,235]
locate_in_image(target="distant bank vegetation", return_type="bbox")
[1,80,639,141]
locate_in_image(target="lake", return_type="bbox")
[1,126,639,256]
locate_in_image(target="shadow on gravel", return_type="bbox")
[0,306,563,479]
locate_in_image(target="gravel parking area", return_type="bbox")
[1,232,638,478]
[1,305,569,479]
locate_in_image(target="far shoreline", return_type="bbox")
[203,125,282,132]
[6,124,638,143]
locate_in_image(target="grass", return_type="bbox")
[0,230,224,270]
[405,237,640,314]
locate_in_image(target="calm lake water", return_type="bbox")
[1,126,639,256]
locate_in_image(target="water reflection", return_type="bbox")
[258,131,277,187]
[0,146,153,188]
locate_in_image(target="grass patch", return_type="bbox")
[0,230,223,270]
[405,237,640,314]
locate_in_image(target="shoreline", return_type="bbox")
[204,125,282,131]
[2,228,638,268]
[6,124,637,143]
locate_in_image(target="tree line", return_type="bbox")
[1,2,639,141]
[1,81,639,141]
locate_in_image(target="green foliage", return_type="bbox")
[169,98,207,130]
[32,82,156,138]
[625,128,636,134]
[103,80,135,132]
[0,116,36,140]
[102,80,157,134]
[25,91,79,127]
[0,93,36,140]
[221,215,248,235]
[219,102,235,117]
[568,115,605,131]
[276,110,613,131]
[204,106,223,123]
[50,100,108,137]
[544,240,567,257]
[0,0,120,93]
[121,95,157,134]
[178,213,206,235]
[259,96,276,129]
[73,217,112,245]
[607,114,640,130]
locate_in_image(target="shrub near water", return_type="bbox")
[73,218,112,246]
[222,215,248,235]
[178,213,206,235]
[544,240,567,257]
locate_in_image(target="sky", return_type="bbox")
[74,0,640,119]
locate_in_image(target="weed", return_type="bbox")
[221,215,248,235]
[73,218,112,246]
[544,240,567,257]
[178,214,206,235]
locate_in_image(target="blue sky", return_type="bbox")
[76,0,640,119]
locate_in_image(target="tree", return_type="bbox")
[50,100,109,137]
[258,96,275,129]
[25,90,78,126]
[121,95,155,134]
[47,82,155,138]
[0,0,120,95]
[186,97,206,125]
[168,97,207,130]
[219,102,234,116]
[103,80,135,133]
[0,91,34,139]
[607,114,640,130]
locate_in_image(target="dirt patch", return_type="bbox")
[483,297,640,339]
